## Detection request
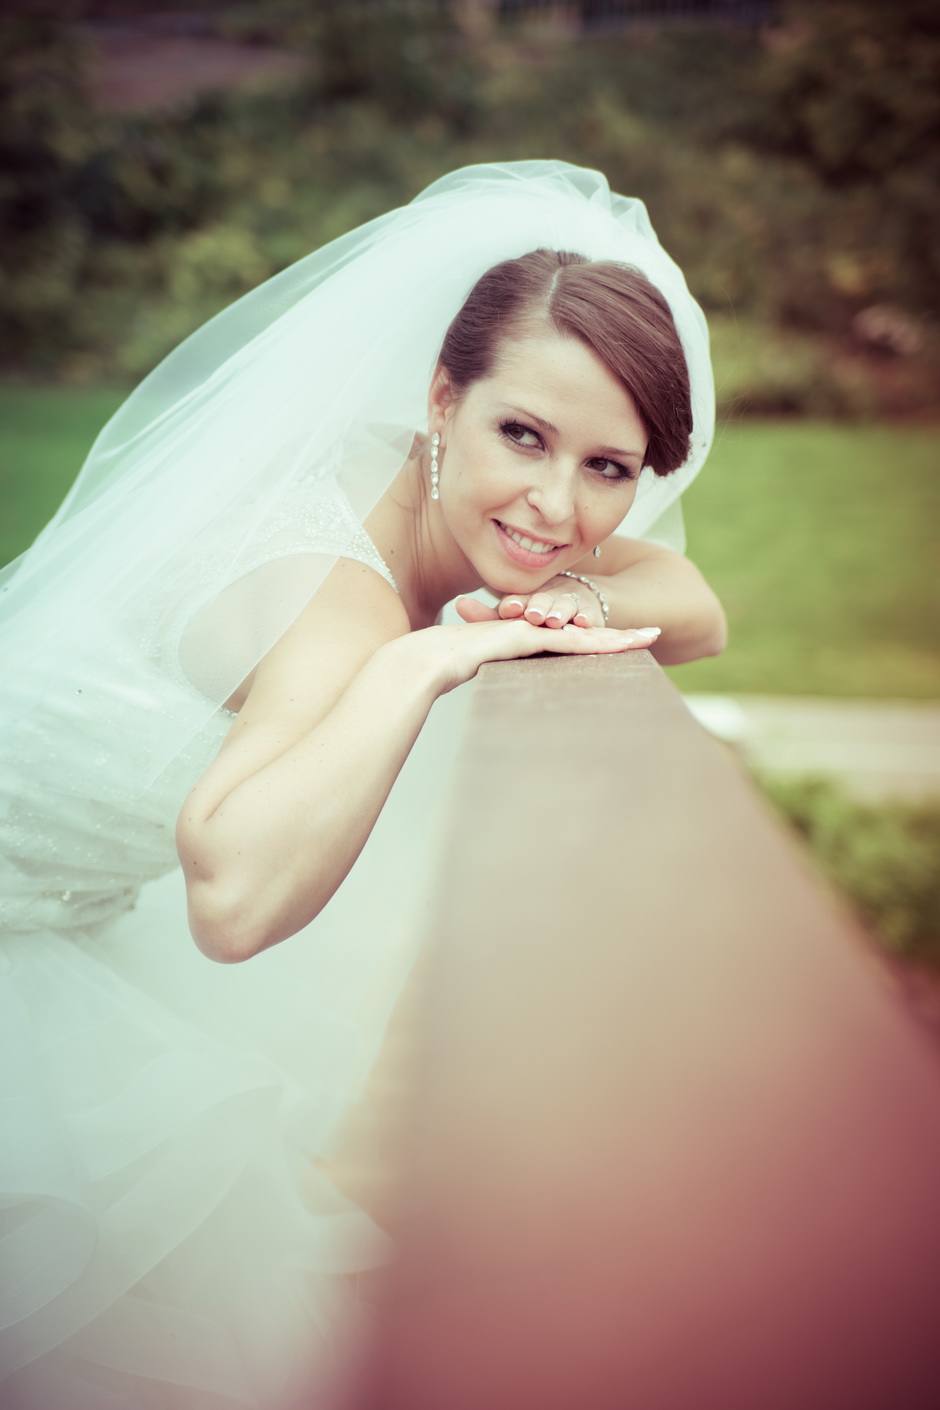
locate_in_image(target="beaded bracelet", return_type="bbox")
[558,570,610,626]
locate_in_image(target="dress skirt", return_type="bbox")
[0,677,471,1409]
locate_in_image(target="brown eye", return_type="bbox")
[499,421,542,449]
[588,458,634,482]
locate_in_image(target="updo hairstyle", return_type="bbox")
[439,250,693,476]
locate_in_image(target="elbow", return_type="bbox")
[700,605,728,659]
[183,868,327,964]
[186,879,267,964]
[176,812,329,963]
[691,589,728,660]
[658,602,727,666]
[689,570,728,660]
[177,813,266,963]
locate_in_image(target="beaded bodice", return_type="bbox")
[0,506,397,939]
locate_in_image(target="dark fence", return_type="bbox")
[498,0,778,27]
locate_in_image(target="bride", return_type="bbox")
[0,162,724,1407]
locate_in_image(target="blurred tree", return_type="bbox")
[0,6,97,363]
[732,0,940,320]
[0,0,936,408]
[752,0,940,185]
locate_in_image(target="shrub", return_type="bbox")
[759,773,940,970]
[1,0,937,409]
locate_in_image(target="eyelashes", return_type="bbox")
[498,420,548,456]
[497,420,637,482]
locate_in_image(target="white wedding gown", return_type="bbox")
[0,157,715,1410]
[0,518,467,1408]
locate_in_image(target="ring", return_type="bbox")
[561,592,581,609]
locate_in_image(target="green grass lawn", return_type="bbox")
[669,419,940,699]
[0,385,126,572]
[1,385,938,698]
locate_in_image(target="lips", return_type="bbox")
[494,519,567,568]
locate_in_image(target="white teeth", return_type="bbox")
[501,523,557,554]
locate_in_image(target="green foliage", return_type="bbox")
[760,772,940,969]
[0,2,938,408]
[535,9,940,343]
[308,1,479,130]
[747,0,940,185]
[723,0,940,325]
[708,315,871,418]
[0,8,98,365]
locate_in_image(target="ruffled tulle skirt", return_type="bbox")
[0,684,470,1408]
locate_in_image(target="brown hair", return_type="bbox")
[439,249,692,476]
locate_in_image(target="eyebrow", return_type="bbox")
[501,405,644,461]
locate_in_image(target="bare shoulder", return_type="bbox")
[240,556,408,722]
[193,559,410,803]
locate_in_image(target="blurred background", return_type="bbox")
[1,0,938,964]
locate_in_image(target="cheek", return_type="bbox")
[581,483,639,535]
[447,443,515,512]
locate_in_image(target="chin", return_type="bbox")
[485,569,561,599]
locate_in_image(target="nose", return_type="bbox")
[525,462,577,528]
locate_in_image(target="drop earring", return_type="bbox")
[430,432,440,500]
[593,544,601,559]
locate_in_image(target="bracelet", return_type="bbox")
[558,570,610,626]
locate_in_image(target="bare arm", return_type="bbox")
[176,557,649,964]
[567,536,727,664]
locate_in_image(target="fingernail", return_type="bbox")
[635,627,661,639]
[505,599,523,610]
[546,611,563,622]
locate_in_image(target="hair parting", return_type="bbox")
[439,249,693,476]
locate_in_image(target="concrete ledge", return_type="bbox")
[347,653,940,1410]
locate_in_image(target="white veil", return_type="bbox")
[0,161,714,798]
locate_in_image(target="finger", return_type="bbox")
[523,592,555,625]
[455,595,499,623]
[478,619,661,663]
[572,607,600,629]
[535,627,623,655]
[497,595,527,619]
[608,626,661,650]
[543,592,582,629]
[554,625,661,654]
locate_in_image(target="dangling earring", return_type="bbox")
[430,432,440,500]
[593,544,601,559]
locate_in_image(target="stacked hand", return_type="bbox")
[392,586,663,698]
[455,577,661,642]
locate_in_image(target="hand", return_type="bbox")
[397,612,662,698]
[456,579,605,629]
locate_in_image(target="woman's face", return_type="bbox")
[430,329,646,594]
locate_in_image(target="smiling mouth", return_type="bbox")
[495,521,566,555]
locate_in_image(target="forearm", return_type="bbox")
[576,552,726,664]
[179,607,645,962]
[178,637,441,962]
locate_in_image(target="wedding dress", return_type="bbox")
[0,162,714,1407]
[0,507,472,1408]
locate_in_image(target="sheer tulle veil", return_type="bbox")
[0,161,714,796]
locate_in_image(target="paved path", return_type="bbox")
[684,695,940,801]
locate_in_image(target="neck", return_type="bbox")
[367,444,483,628]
